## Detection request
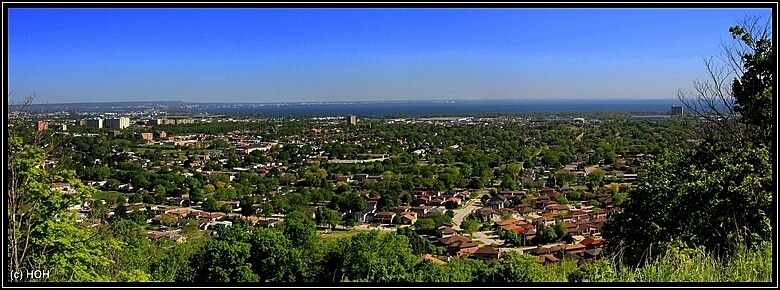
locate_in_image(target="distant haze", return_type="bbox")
[7,7,771,104]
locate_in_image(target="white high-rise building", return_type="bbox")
[104,117,131,129]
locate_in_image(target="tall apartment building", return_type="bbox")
[347,115,357,125]
[670,105,683,115]
[85,118,103,129]
[140,132,154,141]
[175,118,194,125]
[104,117,131,129]
[52,123,67,131]
[36,120,49,131]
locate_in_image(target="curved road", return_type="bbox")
[451,198,482,231]
[450,193,504,246]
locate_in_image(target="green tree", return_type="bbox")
[248,228,305,282]
[8,127,119,281]
[160,213,179,227]
[585,168,606,190]
[730,21,773,147]
[414,218,436,233]
[678,15,773,148]
[103,219,152,280]
[602,144,772,266]
[89,199,109,222]
[554,170,577,188]
[328,231,418,282]
[191,230,258,282]
[497,251,548,282]
[553,222,567,241]
[203,198,219,212]
[461,219,480,236]
[220,203,233,214]
[257,203,274,219]
[282,210,318,246]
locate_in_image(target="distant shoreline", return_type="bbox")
[15,98,685,118]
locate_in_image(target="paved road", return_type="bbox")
[447,192,506,246]
[451,198,482,231]
[472,230,502,246]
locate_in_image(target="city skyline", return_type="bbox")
[7,7,771,104]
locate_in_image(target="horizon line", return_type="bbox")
[20,97,683,106]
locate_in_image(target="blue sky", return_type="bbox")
[7,8,771,104]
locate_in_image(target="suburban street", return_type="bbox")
[451,192,486,231]
[448,191,505,246]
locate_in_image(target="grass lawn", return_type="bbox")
[93,190,125,200]
[318,228,392,239]
[319,229,362,239]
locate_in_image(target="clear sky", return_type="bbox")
[7,7,772,104]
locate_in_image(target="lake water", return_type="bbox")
[195,99,683,117]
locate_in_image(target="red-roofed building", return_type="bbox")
[579,237,605,249]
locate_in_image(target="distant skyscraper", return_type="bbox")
[347,115,357,125]
[670,105,683,115]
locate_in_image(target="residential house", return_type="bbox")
[562,243,586,256]
[428,196,446,207]
[582,248,602,260]
[579,237,605,249]
[477,208,501,222]
[554,251,583,263]
[435,222,454,229]
[426,207,447,217]
[472,245,501,261]
[515,205,538,216]
[167,197,185,207]
[437,226,457,238]
[353,211,375,223]
[390,206,410,215]
[365,200,379,212]
[439,235,479,257]
[494,218,521,229]
[192,211,226,222]
[410,206,430,217]
[374,211,396,224]
[527,245,563,256]
[496,208,516,218]
[533,216,557,227]
[488,195,510,210]
[522,228,537,242]
[164,232,187,243]
[538,199,558,209]
[411,197,429,207]
[538,254,560,265]
[400,212,418,225]
[566,210,590,222]
[444,197,462,209]
[545,204,570,214]
[589,209,608,220]
[208,220,233,230]
[256,218,281,228]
